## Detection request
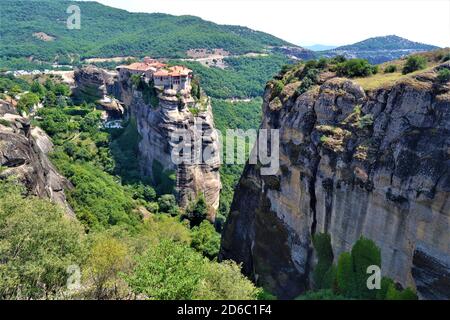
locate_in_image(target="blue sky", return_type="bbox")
[92,0,450,47]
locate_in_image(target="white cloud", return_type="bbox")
[92,0,450,47]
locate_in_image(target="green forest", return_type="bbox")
[0,74,262,300]
[171,55,289,99]
[0,0,291,69]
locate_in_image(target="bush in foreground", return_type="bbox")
[124,239,259,300]
[0,180,86,299]
[402,55,427,74]
[298,234,418,300]
[336,59,377,77]
[437,68,450,83]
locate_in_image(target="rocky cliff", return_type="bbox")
[74,66,221,219]
[73,65,116,103]
[220,59,450,299]
[0,100,74,217]
[129,91,221,219]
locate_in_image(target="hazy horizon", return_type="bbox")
[89,0,450,48]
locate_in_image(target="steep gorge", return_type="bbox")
[220,60,450,299]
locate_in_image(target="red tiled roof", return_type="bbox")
[119,61,167,72]
[153,65,192,77]
[149,62,167,69]
[120,62,152,71]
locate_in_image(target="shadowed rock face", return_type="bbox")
[220,62,450,299]
[0,101,74,217]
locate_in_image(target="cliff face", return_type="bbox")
[220,62,450,299]
[73,65,115,103]
[0,100,74,217]
[129,90,221,219]
[75,66,221,219]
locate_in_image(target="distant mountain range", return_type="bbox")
[303,44,337,51]
[0,0,442,69]
[318,35,439,64]
[0,0,293,64]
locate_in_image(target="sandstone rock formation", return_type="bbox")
[220,61,450,299]
[73,65,117,104]
[0,100,74,217]
[74,65,221,219]
[130,91,221,219]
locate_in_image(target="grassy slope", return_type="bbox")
[354,49,448,90]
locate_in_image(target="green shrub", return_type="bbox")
[331,55,347,64]
[351,236,381,299]
[0,119,11,127]
[257,289,277,300]
[157,194,177,214]
[307,235,419,300]
[437,68,450,83]
[336,252,356,297]
[399,287,419,300]
[185,194,209,227]
[441,52,450,62]
[52,153,138,230]
[384,65,397,73]
[385,283,418,300]
[145,201,159,213]
[191,221,221,259]
[312,233,334,289]
[376,277,394,300]
[0,180,86,299]
[83,233,132,299]
[193,260,261,300]
[358,114,374,129]
[125,239,260,300]
[297,68,319,95]
[317,57,329,69]
[17,92,40,114]
[271,80,284,99]
[402,55,427,74]
[336,59,376,77]
[30,80,46,98]
[372,65,379,74]
[125,239,206,300]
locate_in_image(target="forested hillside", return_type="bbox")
[320,35,439,64]
[0,0,292,68]
[0,73,262,299]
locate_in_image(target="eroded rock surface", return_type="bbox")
[74,65,221,219]
[0,100,74,217]
[220,62,450,299]
[130,92,221,219]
